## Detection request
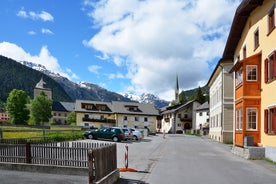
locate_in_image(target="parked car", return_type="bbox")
[84,127,125,142]
[122,128,134,140]
[130,128,143,141]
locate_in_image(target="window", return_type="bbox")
[124,116,127,121]
[246,108,257,130]
[254,29,259,49]
[246,65,257,81]
[265,51,276,83]
[144,117,148,122]
[199,112,203,116]
[236,108,243,130]
[134,117,138,121]
[268,6,275,33]
[235,67,243,86]
[243,46,247,59]
[264,108,276,134]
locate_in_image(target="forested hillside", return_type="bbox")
[0,55,72,102]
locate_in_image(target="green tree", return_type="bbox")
[66,111,76,125]
[195,86,205,104]
[30,92,53,126]
[179,91,187,104]
[6,89,30,124]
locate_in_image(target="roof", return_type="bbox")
[35,77,51,90]
[207,0,264,87]
[74,100,113,113]
[74,100,159,116]
[60,102,75,111]
[206,59,233,87]
[161,100,198,114]
[195,101,209,111]
[52,101,75,112]
[112,101,159,116]
[222,0,264,60]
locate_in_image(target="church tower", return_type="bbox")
[175,75,179,103]
[34,77,52,99]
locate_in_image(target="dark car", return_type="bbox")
[84,127,125,142]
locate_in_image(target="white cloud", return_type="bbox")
[108,72,124,79]
[41,28,54,35]
[84,0,241,101]
[17,8,54,22]
[88,65,102,74]
[28,31,36,35]
[0,41,78,80]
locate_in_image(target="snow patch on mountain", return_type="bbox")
[19,60,169,108]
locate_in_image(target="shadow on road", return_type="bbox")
[116,178,148,184]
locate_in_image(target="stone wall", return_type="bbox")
[231,146,265,159]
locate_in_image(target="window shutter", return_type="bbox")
[265,58,268,83]
[274,108,276,133]
[274,51,276,77]
[264,109,268,133]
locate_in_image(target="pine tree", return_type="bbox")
[195,86,205,104]
[179,91,187,104]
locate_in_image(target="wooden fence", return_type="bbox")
[0,140,114,168]
[88,144,117,183]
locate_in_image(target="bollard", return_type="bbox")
[119,144,137,172]
[125,144,128,169]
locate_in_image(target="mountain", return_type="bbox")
[1,55,202,109]
[19,60,168,107]
[121,93,169,108]
[0,55,72,102]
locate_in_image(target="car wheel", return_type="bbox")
[134,135,138,141]
[112,136,119,142]
[88,134,93,139]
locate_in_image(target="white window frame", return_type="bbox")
[236,108,243,130]
[246,65,257,81]
[235,67,243,86]
[246,108,257,131]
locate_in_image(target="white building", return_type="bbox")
[195,101,209,130]
[161,100,201,134]
[207,59,234,143]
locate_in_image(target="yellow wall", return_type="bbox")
[76,112,115,127]
[234,0,276,146]
[116,114,157,131]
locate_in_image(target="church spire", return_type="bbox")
[175,74,179,103]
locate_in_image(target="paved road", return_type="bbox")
[117,134,276,184]
[1,135,276,184]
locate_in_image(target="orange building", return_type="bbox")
[230,53,261,146]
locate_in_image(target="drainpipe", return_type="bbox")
[174,112,176,134]
[218,64,224,142]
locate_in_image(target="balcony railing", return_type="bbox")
[82,117,116,124]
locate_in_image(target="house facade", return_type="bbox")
[75,100,115,128]
[195,101,209,131]
[161,100,201,134]
[207,59,234,143]
[0,109,9,123]
[51,101,75,125]
[75,100,159,132]
[225,0,276,157]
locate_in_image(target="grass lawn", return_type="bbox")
[1,126,84,140]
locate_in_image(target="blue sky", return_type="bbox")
[0,0,241,101]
